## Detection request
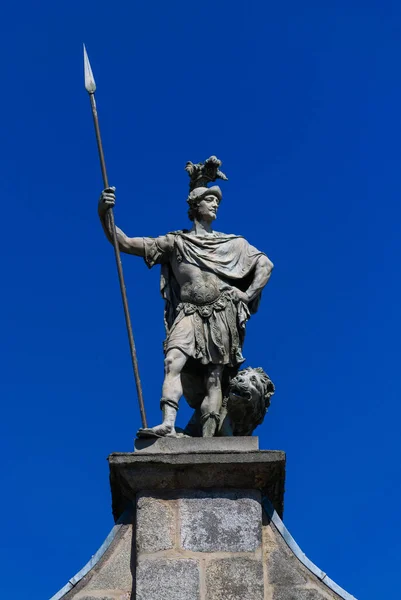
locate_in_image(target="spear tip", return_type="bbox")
[83,44,96,93]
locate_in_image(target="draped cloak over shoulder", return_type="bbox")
[144,230,264,326]
[143,231,267,336]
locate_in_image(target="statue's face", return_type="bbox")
[196,194,220,222]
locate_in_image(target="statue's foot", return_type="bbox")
[137,423,176,438]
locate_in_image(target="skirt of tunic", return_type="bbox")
[164,291,248,367]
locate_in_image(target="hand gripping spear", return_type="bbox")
[83,45,147,429]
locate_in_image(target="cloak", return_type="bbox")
[143,231,266,334]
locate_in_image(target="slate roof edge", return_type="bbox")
[262,496,358,600]
[48,508,132,600]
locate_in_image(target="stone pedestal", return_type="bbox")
[109,438,285,521]
[135,488,264,600]
[51,439,357,600]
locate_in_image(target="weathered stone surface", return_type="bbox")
[268,548,308,587]
[180,490,262,552]
[136,494,174,553]
[76,595,129,600]
[273,588,330,600]
[109,450,285,521]
[136,558,200,600]
[85,527,132,591]
[206,557,264,600]
[134,436,259,453]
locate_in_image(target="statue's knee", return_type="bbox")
[164,351,182,376]
[164,355,173,375]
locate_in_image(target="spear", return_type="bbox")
[83,44,147,429]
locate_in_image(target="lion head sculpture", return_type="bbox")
[222,367,275,436]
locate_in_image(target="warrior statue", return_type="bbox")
[98,156,274,438]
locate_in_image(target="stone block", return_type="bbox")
[206,557,264,600]
[76,595,129,600]
[180,490,262,552]
[273,589,330,600]
[134,436,259,453]
[86,527,133,591]
[268,548,308,587]
[136,494,174,553]
[136,558,200,600]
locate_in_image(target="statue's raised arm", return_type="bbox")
[98,187,146,256]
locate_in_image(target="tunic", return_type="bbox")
[143,231,267,368]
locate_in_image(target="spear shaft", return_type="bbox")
[84,46,147,429]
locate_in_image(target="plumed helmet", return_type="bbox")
[185,156,227,220]
[187,185,222,205]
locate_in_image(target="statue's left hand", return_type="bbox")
[235,290,249,304]
[226,287,249,304]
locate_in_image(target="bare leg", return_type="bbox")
[137,349,187,438]
[201,364,224,437]
[162,348,187,403]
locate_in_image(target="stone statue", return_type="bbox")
[98,156,274,438]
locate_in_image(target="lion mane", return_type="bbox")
[223,367,275,436]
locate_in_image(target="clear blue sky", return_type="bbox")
[1,1,400,598]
